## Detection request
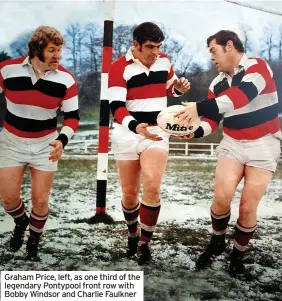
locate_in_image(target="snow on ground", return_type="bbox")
[0,160,282,301]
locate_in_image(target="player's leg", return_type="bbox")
[0,129,31,251]
[26,168,55,260]
[229,136,280,276]
[137,147,168,264]
[229,166,273,276]
[116,159,141,256]
[196,158,244,269]
[0,166,28,251]
[111,123,143,256]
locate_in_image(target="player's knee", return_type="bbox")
[143,182,160,197]
[239,203,256,217]
[32,195,49,210]
[122,191,139,204]
[1,195,20,208]
[212,196,231,213]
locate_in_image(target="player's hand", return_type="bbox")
[174,102,199,127]
[49,140,63,162]
[172,133,195,140]
[136,123,163,141]
[173,77,191,93]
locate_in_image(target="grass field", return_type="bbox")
[0,160,282,301]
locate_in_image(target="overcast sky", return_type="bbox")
[0,0,282,64]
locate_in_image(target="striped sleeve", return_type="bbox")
[59,76,80,145]
[108,59,139,133]
[194,89,222,138]
[197,58,273,116]
[166,63,182,97]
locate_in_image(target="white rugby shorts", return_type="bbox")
[215,134,281,172]
[111,123,170,160]
[0,128,58,171]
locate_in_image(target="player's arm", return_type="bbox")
[108,60,142,133]
[166,64,190,97]
[108,61,162,141]
[194,88,222,138]
[56,78,80,148]
[49,77,79,162]
[196,58,273,117]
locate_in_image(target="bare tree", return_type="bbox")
[113,25,134,59]
[240,24,253,54]
[83,23,102,73]
[160,25,196,76]
[277,24,282,61]
[162,38,183,66]
[160,25,184,66]
[260,24,276,61]
[10,32,32,57]
[65,23,84,76]
[176,49,197,77]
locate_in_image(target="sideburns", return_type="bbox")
[37,50,45,63]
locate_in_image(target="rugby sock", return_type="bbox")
[139,201,161,244]
[234,220,257,251]
[29,209,49,240]
[122,201,140,237]
[211,208,231,236]
[5,199,28,226]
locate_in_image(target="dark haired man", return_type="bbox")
[0,26,80,260]
[175,30,282,276]
[108,22,191,265]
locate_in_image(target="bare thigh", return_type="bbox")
[212,159,244,214]
[140,147,168,204]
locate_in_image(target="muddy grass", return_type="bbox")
[0,160,282,301]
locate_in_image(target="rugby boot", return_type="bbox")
[196,234,226,269]
[25,236,40,261]
[10,213,29,252]
[137,243,152,265]
[229,248,245,277]
[126,236,139,257]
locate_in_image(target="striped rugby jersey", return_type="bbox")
[196,54,282,140]
[108,48,182,133]
[0,57,79,144]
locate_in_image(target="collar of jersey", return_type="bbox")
[125,47,160,69]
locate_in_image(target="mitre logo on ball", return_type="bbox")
[165,123,194,132]
[157,104,201,135]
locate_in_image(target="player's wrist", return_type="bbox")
[174,88,183,95]
[128,120,140,134]
[193,126,204,138]
[196,99,219,117]
[56,134,68,148]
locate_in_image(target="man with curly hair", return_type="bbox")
[0,26,80,260]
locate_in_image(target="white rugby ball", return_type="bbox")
[157,104,201,135]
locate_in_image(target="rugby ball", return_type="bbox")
[157,104,201,135]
